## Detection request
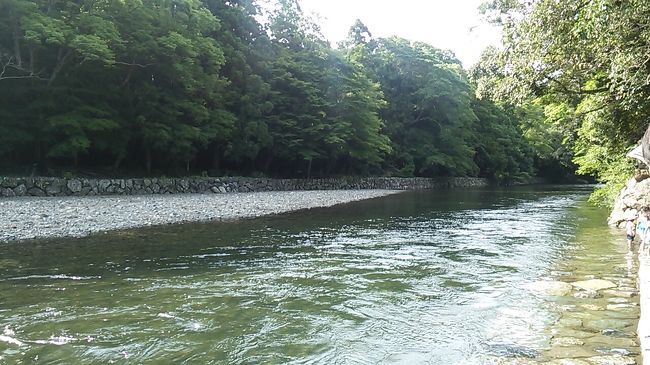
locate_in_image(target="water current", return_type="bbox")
[0,186,641,364]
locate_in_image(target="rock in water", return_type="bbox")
[550,337,585,347]
[570,279,616,291]
[527,281,573,296]
[544,359,591,365]
[583,318,635,332]
[585,354,636,365]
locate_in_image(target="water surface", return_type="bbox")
[0,187,640,364]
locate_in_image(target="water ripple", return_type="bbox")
[0,187,637,364]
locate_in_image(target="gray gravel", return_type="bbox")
[0,190,401,242]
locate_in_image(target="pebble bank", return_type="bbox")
[0,190,402,243]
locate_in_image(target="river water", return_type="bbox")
[0,187,641,364]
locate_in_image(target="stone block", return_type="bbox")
[98,179,111,191]
[27,187,45,197]
[45,183,62,195]
[67,179,83,193]
[13,184,26,196]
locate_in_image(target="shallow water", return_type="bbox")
[0,187,640,364]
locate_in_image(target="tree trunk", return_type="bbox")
[212,146,221,170]
[113,153,125,171]
[145,147,152,174]
[36,141,47,175]
[307,158,312,179]
[47,47,71,87]
[263,151,274,174]
[12,25,22,68]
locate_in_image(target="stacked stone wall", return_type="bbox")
[0,176,488,198]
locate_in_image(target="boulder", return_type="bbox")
[602,289,638,298]
[45,183,62,195]
[570,279,616,291]
[583,318,634,332]
[588,335,639,348]
[67,179,83,193]
[544,346,598,359]
[580,304,604,311]
[544,360,590,365]
[573,290,601,299]
[585,355,635,365]
[13,184,26,196]
[550,337,585,347]
[557,316,583,328]
[605,303,637,311]
[27,187,45,197]
[527,281,573,296]
[98,179,111,191]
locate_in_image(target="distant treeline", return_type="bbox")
[0,0,572,182]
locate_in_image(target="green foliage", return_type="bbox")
[354,37,480,177]
[471,99,534,183]
[0,0,540,182]
[572,96,636,206]
[474,0,650,200]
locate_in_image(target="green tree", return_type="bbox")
[358,37,479,177]
[477,0,650,204]
[471,98,533,183]
[321,50,391,174]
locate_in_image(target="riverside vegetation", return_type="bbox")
[473,0,650,206]
[1,0,564,186]
[2,0,650,206]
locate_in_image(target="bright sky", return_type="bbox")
[298,0,502,68]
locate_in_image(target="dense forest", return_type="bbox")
[0,0,554,184]
[7,0,641,195]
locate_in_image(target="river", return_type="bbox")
[0,186,641,364]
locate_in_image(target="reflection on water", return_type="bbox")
[0,186,640,364]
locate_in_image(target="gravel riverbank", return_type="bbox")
[0,190,401,243]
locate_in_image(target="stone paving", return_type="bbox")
[639,255,650,364]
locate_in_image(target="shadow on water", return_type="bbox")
[0,185,638,364]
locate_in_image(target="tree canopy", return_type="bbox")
[0,0,540,184]
[474,0,650,204]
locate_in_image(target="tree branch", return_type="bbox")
[47,47,72,87]
[547,77,608,96]
[0,57,11,79]
[114,61,156,68]
[0,56,48,82]
[577,104,607,116]
[12,24,22,68]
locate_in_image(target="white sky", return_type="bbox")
[298,0,502,68]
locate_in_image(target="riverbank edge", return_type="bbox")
[0,176,488,198]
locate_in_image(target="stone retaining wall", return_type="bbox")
[609,171,650,225]
[0,176,488,198]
